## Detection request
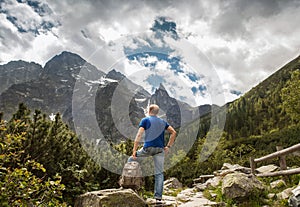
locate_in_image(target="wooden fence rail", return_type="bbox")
[250,143,300,177]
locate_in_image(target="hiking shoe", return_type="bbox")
[155,199,165,205]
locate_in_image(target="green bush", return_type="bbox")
[0,119,67,206]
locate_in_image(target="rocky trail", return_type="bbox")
[75,163,300,207]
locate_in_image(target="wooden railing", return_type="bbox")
[250,143,300,177]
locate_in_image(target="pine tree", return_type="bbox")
[0,109,67,206]
[281,70,300,124]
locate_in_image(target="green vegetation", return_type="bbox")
[0,106,67,206]
[0,104,120,206]
[165,59,300,187]
[281,70,300,124]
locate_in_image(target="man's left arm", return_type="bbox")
[165,126,176,151]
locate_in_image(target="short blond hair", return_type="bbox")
[149,104,159,115]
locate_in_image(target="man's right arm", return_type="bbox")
[132,127,144,159]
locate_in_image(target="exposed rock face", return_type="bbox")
[95,70,149,142]
[221,172,265,200]
[0,52,213,143]
[0,60,42,94]
[150,84,214,128]
[74,188,147,207]
[0,51,104,125]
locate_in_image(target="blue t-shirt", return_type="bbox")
[139,116,169,148]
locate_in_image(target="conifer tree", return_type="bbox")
[281,70,300,124]
[0,108,67,206]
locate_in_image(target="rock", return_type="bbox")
[205,176,222,188]
[194,176,221,192]
[146,196,177,207]
[194,183,207,192]
[278,187,293,200]
[164,177,183,196]
[74,188,147,207]
[255,164,279,174]
[270,179,286,189]
[164,177,183,189]
[176,188,195,202]
[217,163,252,176]
[221,163,235,170]
[177,191,218,207]
[268,193,276,199]
[289,186,300,207]
[221,172,265,200]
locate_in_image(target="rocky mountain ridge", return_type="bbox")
[0,60,42,94]
[0,51,103,125]
[0,51,213,142]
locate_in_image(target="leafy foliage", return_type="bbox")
[0,111,67,206]
[0,104,119,206]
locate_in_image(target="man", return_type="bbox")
[128,104,176,202]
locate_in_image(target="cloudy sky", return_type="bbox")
[1,0,300,105]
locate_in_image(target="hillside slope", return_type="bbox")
[224,54,300,139]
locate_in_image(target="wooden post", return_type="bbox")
[276,146,287,170]
[250,157,256,174]
[277,145,289,182]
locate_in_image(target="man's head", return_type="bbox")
[148,104,159,115]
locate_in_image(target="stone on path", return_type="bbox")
[74,188,147,207]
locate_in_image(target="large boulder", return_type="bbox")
[74,188,147,207]
[222,172,265,200]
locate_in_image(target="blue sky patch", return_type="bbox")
[145,74,166,92]
[191,85,207,95]
[127,52,184,74]
[187,73,200,82]
[150,16,179,40]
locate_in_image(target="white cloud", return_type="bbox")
[1,0,300,105]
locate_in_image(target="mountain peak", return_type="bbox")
[42,51,87,77]
[106,69,125,81]
[158,83,166,91]
[153,83,169,98]
[45,51,85,66]
[51,51,85,63]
